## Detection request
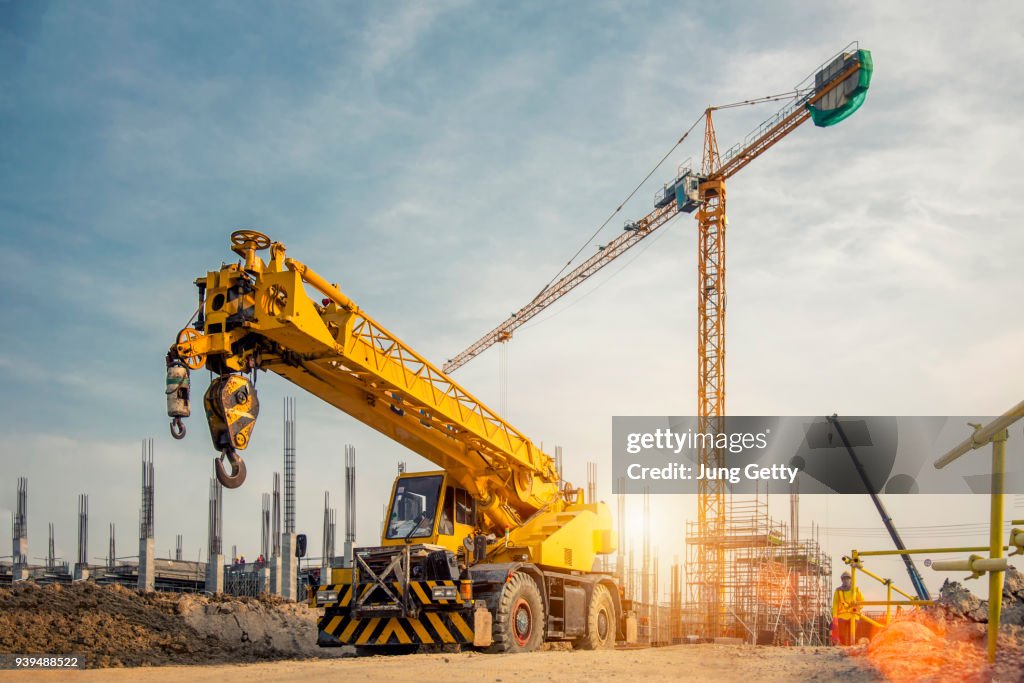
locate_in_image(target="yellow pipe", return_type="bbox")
[285,258,361,314]
[934,401,1024,468]
[886,583,892,624]
[849,565,858,644]
[931,556,1007,573]
[988,430,1007,664]
[859,613,886,629]
[856,546,1008,557]
[853,564,915,601]
[890,584,916,602]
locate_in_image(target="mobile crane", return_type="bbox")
[165,230,620,653]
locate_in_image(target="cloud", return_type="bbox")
[1,2,1021,590]
[361,1,468,75]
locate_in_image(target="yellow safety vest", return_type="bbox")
[832,587,863,619]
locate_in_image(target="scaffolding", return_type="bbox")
[685,490,832,644]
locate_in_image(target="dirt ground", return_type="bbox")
[4,580,1024,681]
[0,582,343,668]
[1,645,878,682]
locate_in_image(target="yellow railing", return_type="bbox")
[932,402,1024,663]
[843,401,1024,663]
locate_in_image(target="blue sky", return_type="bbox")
[2,1,1023,593]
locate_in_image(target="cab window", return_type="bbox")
[386,475,443,540]
[455,488,473,525]
[440,486,474,535]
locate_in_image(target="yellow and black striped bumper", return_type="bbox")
[316,580,474,647]
[316,580,467,609]
[318,611,475,646]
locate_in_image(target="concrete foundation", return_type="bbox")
[12,563,29,582]
[73,564,90,581]
[625,614,638,644]
[205,554,224,594]
[138,537,155,592]
[281,533,297,602]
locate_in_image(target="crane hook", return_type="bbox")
[215,448,247,489]
[170,417,186,440]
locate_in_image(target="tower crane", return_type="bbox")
[442,43,873,637]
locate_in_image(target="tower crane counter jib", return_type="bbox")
[165,230,620,654]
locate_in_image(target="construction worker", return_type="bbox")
[831,571,863,646]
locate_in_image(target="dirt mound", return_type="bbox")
[932,566,1024,624]
[0,582,343,668]
[862,614,990,681]
[854,567,1024,682]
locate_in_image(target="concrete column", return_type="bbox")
[138,537,155,592]
[280,533,297,601]
[257,566,271,595]
[12,537,28,582]
[73,564,90,582]
[205,554,224,594]
[268,555,282,596]
[343,540,354,569]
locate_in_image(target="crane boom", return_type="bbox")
[169,230,614,575]
[167,232,622,654]
[827,415,931,601]
[443,199,682,373]
[443,44,871,376]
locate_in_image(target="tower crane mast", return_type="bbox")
[444,43,873,638]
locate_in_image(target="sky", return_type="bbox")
[1,1,1023,601]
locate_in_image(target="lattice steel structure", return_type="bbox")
[685,491,832,644]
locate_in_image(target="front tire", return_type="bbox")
[489,572,545,653]
[576,584,616,650]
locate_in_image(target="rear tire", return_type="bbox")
[489,572,545,653]
[576,584,616,650]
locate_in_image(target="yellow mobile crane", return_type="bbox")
[165,230,619,653]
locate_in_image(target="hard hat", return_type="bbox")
[841,571,851,579]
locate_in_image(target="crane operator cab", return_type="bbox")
[653,167,704,213]
[384,472,477,550]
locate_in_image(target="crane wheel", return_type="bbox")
[488,572,544,653]
[574,583,616,650]
[215,450,247,489]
